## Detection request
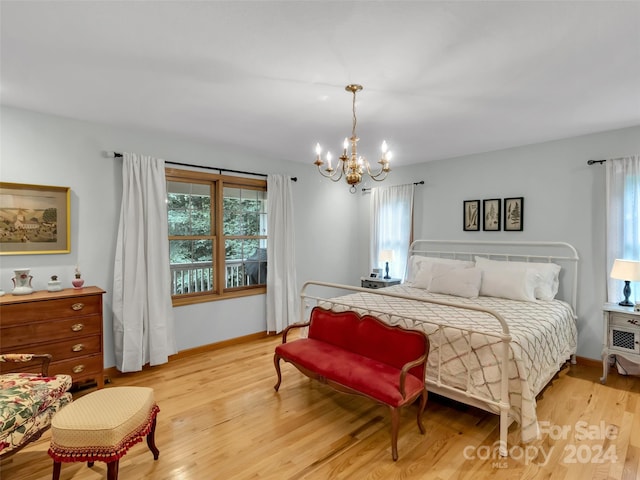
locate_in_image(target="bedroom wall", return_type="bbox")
[0,106,361,369]
[356,125,640,360]
[2,105,638,366]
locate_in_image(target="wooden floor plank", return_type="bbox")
[1,335,639,480]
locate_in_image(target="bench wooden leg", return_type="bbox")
[416,389,428,434]
[273,354,283,391]
[147,416,160,460]
[389,406,400,461]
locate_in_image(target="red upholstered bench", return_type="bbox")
[274,306,430,461]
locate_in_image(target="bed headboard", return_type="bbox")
[406,240,580,313]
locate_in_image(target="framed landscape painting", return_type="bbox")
[504,197,524,231]
[0,182,71,255]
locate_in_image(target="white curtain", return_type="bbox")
[266,174,298,333]
[113,153,176,372]
[605,154,640,303]
[370,184,415,280]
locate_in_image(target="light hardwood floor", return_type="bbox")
[2,333,639,480]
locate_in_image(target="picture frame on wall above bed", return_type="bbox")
[483,198,501,231]
[504,197,524,231]
[463,200,480,231]
[0,182,71,255]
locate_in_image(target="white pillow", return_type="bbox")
[479,267,538,302]
[407,256,474,284]
[428,264,482,298]
[410,258,475,289]
[474,256,561,301]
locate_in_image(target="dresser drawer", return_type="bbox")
[0,334,101,362]
[49,354,104,384]
[610,312,640,328]
[0,294,102,326]
[1,315,102,349]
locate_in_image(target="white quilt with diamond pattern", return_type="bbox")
[320,284,577,442]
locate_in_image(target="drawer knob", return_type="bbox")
[71,302,85,311]
[72,364,85,374]
[72,343,84,352]
[71,323,84,332]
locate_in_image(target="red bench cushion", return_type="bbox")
[275,338,424,407]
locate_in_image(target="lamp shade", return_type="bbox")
[610,259,640,281]
[379,250,395,263]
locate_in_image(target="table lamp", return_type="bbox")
[610,259,640,307]
[380,250,395,279]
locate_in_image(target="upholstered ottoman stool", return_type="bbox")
[48,386,160,480]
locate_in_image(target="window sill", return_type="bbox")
[171,286,266,307]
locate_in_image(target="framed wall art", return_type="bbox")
[483,198,501,231]
[0,182,71,255]
[463,200,480,231]
[504,197,524,231]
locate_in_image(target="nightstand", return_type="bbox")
[360,277,401,289]
[600,302,640,384]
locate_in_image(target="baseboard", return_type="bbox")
[574,356,602,368]
[103,331,273,381]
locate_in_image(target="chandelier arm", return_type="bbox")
[364,161,390,180]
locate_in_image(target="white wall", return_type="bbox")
[2,105,638,364]
[0,106,360,368]
[356,125,640,360]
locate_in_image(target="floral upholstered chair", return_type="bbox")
[0,354,73,459]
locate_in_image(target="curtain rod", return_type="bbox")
[106,151,297,181]
[361,180,424,193]
[587,159,606,165]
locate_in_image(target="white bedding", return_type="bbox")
[319,284,577,442]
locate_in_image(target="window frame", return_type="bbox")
[166,167,267,307]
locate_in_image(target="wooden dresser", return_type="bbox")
[0,286,105,388]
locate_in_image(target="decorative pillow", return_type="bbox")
[428,264,482,298]
[474,256,561,300]
[479,267,538,302]
[407,256,474,285]
[410,258,475,289]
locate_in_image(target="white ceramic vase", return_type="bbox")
[12,268,33,295]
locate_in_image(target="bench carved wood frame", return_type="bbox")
[273,314,430,461]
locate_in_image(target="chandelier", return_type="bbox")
[313,84,392,193]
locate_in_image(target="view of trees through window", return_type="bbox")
[166,175,267,299]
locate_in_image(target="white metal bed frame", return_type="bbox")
[299,240,579,457]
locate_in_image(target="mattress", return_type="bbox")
[319,284,577,442]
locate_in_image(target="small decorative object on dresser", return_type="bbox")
[72,266,84,289]
[47,275,63,292]
[11,268,33,295]
[0,287,106,388]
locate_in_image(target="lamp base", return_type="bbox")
[619,300,634,307]
[384,261,390,280]
[620,281,633,307]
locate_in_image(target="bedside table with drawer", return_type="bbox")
[360,277,401,289]
[0,286,106,388]
[600,302,640,384]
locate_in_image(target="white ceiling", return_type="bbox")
[1,1,639,167]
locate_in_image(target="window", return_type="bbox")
[166,168,267,306]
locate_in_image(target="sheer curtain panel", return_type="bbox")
[112,153,177,372]
[266,174,298,333]
[370,184,415,280]
[606,154,640,303]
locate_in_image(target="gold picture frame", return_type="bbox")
[0,182,71,255]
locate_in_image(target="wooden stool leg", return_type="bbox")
[146,416,160,460]
[52,461,61,480]
[88,461,94,467]
[107,459,119,480]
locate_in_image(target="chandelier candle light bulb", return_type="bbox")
[313,84,392,193]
